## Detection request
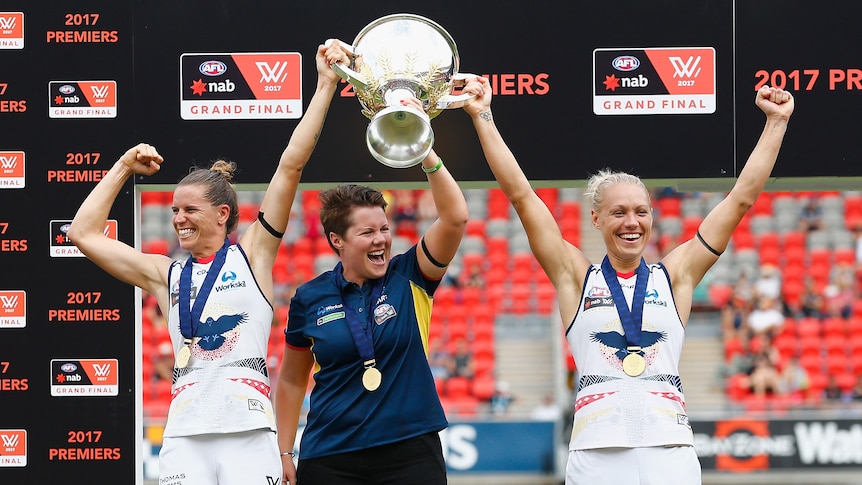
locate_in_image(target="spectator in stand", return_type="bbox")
[798,276,824,319]
[745,348,782,396]
[530,393,563,422]
[449,338,475,380]
[721,291,753,346]
[747,295,786,341]
[416,189,439,221]
[392,189,418,238]
[822,375,847,403]
[778,356,810,403]
[461,260,486,289]
[849,375,862,403]
[153,340,175,382]
[754,264,781,300]
[489,380,516,416]
[142,290,167,329]
[798,195,824,232]
[428,339,454,380]
[733,270,756,304]
[823,264,854,319]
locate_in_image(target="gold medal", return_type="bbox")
[362,367,382,391]
[622,352,646,377]
[176,340,192,368]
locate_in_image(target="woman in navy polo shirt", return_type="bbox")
[275,90,479,484]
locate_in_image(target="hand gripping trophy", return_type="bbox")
[327,14,475,168]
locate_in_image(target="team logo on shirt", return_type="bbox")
[644,288,668,307]
[316,304,345,326]
[589,320,667,373]
[373,303,396,325]
[213,270,247,292]
[584,286,614,310]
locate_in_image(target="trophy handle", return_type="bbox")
[324,38,368,90]
[436,73,478,109]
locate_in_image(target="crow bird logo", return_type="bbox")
[195,312,248,351]
[590,330,667,361]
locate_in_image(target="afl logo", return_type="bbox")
[59,84,76,95]
[199,60,227,76]
[612,55,640,72]
[60,223,71,234]
[61,363,77,372]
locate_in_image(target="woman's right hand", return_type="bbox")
[119,143,163,175]
[462,76,491,117]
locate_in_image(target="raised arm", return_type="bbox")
[464,77,591,320]
[664,85,794,315]
[239,42,347,293]
[407,97,469,280]
[68,144,172,298]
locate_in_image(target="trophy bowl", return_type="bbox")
[329,14,473,168]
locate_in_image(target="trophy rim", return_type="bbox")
[351,13,460,70]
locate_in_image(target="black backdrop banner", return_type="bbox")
[1,1,860,482]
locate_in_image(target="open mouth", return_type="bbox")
[178,228,195,238]
[368,249,385,263]
[619,233,641,241]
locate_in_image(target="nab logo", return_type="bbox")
[0,290,26,328]
[0,12,23,50]
[0,150,25,189]
[0,429,26,467]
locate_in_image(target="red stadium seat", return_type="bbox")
[445,376,472,399]
[471,376,496,401]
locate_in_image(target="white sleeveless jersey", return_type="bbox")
[567,262,693,450]
[163,244,276,437]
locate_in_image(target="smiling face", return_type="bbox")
[171,183,229,258]
[592,182,653,271]
[331,205,392,286]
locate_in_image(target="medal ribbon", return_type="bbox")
[178,238,230,340]
[600,256,649,355]
[336,263,386,368]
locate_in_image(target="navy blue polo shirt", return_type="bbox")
[285,245,448,459]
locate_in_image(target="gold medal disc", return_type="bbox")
[176,345,191,369]
[362,367,382,391]
[622,353,646,377]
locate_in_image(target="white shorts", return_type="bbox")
[159,430,280,485]
[567,446,701,485]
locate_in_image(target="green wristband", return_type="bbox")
[421,158,443,174]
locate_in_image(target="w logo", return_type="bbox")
[256,61,289,83]
[92,363,112,377]
[1,434,19,448]
[669,56,702,78]
[0,16,15,31]
[0,155,17,169]
[0,294,19,310]
[90,84,110,99]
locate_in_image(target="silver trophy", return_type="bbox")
[327,14,474,168]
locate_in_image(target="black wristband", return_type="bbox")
[257,211,285,239]
[421,237,448,268]
[696,230,722,256]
